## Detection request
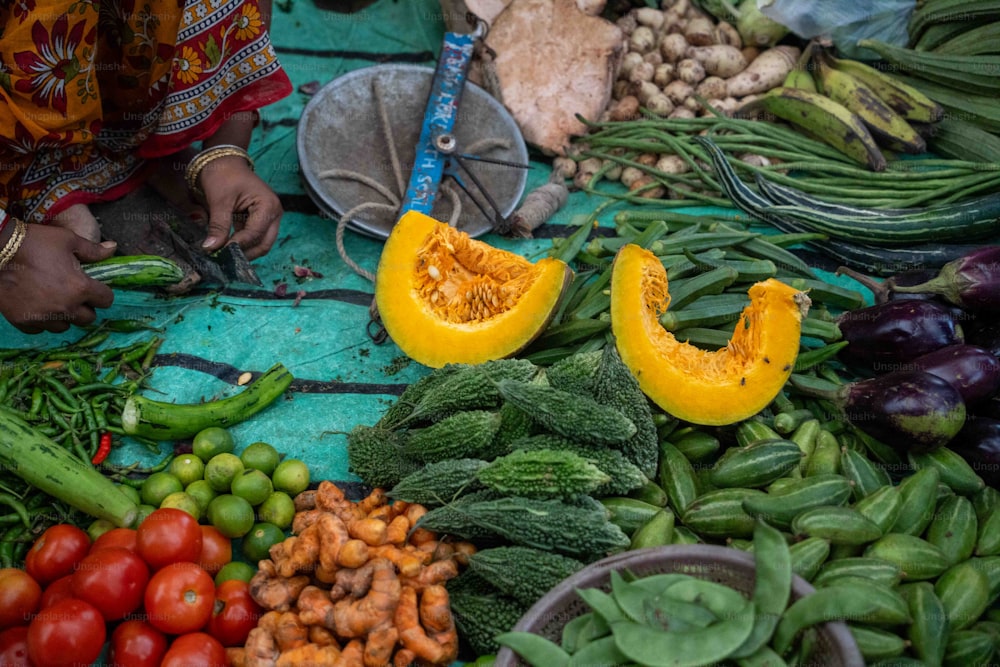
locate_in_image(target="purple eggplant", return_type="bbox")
[964,318,1000,358]
[838,370,967,453]
[836,300,964,373]
[950,416,1000,487]
[838,266,940,304]
[907,344,1000,407]
[891,246,1000,312]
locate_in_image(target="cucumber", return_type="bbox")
[81,255,185,287]
[121,363,293,440]
[0,409,138,527]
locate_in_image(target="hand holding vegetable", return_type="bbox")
[0,223,115,333]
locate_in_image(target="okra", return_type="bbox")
[659,294,749,331]
[665,266,739,311]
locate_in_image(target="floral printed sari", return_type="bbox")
[0,0,292,223]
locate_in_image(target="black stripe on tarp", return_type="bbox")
[180,286,374,304]
[151,352,408,396]
[273,47,435,62]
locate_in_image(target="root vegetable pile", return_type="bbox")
[231,481,473,667]
[606,0,797,124]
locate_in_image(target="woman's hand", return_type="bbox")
[197,155,283,260]
[0,224,116,333]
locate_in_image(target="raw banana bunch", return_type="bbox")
[736,47,943,171]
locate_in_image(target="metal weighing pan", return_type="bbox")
[297,64,529,239]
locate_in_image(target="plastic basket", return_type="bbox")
[493,544,865,667]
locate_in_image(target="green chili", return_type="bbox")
[26,386,44,420]
[0,493,31,529]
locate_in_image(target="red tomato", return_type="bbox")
[24,524,90,586]
[160,632,227,667]
[71,547,149,621]
[144,562,215,635]
[136,508,202,570]
[0,626,30,667]
[26,598,105,667]
[196,525,232,576]
[109,619,168,667]
[38,574,75,610]
[90,527,138,554]
[0,569,41,630]
[205,579,263,647]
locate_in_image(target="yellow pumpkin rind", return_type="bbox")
[610,243,809,426]
[375,211,572,368]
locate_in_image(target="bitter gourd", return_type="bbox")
[489,400,535,456]
[345,424,420,488]
[447,571,529,656]
[415,494,631,560]
[477,449,610,499]
[592,345,660,478]
[403,359,538,423]
[400,410,503,463]
[467,546,585,607]
[374,365,462,429]
[386,458,487,506]
[496,379,637,446]
[545,349,601,395]
[510,433,648,496]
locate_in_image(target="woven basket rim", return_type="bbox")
[493,544,865,667]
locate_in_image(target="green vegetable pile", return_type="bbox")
[0,330,162,565]
[534,210,855,365]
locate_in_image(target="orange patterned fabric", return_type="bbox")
[0,0,291,222]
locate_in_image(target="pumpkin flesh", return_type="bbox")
[375,211,572,368]
[611,243,810,426]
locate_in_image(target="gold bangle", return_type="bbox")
[0,218,27,270]
[184,144,255,200]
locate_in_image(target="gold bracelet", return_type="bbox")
[184,144,255,200]
[0,218,27,270]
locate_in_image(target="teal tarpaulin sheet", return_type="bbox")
[0,0,862,484]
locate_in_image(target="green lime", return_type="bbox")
[231,469,274,507]
[242,522,286,564]
[160,491,201,520]
[134,504,157,527]
[117,484,142,506]
[185,479,218,517]
[207,494,255,538]
[193,426,236,461]
[168,454,206,487]
[257,491,295,530]
[240,442,281,477]
[140,471,184,507]
[204,453,245,493]
[87,518,116,542]
[272,459,310,496]
[214,560,256,586]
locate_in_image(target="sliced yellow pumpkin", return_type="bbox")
[374,210,573,368]
[610,243,810,426]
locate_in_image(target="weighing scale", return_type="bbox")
[296,20,530,240]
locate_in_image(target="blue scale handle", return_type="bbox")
[399,30,479,217]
